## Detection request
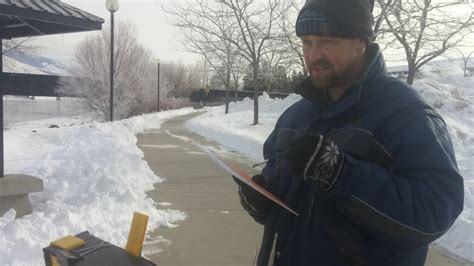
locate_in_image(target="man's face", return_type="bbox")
[301,35,367,91]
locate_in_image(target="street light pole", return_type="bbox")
[109,11,114,121]
[0,38,3,177]
[157,59,160,112]
[106,0,119,122]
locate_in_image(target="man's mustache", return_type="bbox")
[308,60,331,70]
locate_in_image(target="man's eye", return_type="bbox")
[302,40,312,46]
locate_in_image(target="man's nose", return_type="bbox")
[308,43,324,62]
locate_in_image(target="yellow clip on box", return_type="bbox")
[50,235,85,251]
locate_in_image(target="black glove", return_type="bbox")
[233,174,271,216]
[284,132,344,192]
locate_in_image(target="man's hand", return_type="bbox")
[284,132,344,192]
[233,175,271,216]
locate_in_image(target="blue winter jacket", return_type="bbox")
[250,44,464,266]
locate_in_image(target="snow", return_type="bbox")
[186,93,302,162]
[3,97,97,127]
[3,56,68,76]
[186,75,474,262]
[1,100,196,265]
[414,75,474,262]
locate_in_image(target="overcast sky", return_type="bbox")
[33,0,198,66]
[32,0,473,68]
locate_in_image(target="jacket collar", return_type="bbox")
[295,43,386,116]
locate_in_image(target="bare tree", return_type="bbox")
[230,55,245,102]
[56,21,157,119]
[164,0,290,124]
[451,47,473,77]
[461,51,473,77]
[275,0,306,75]
[220,0,291,125]
[160,60,204,99]
[378,0,474,84]
[165,0,244,114]
[373,0,394,39]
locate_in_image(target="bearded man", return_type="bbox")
[234,0,464,265]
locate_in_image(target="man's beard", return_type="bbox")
[308,59,358,91]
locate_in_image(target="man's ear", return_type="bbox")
[355,38,367,54]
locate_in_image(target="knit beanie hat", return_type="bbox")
[295,0,375,43]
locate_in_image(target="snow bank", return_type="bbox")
[186,93,302,161]
[413,76,474,262]
[1,108,196,265]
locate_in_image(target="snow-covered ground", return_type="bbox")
[3,97,96,127]
[186,74,474,262]
[3,51,69,76]
[1,98,196,265]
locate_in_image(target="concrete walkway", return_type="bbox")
[139,113,262,266]
[137,113,469,266]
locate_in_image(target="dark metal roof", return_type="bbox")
[0,0,104,39]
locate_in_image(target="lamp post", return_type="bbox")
[106,0,119,122]
[157,59,160,112]
[0,38,3,177]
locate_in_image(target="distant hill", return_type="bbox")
[3,49,69,76]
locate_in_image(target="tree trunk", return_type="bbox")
[225,71,230,114]
[406,61,416,85]
[464,58,469,77]
[225,90,229,114]
[253,63,259,125]
[406,69,415,85]
[234,80,238,103]
[406,71,415,85]
[464,63,467,77]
